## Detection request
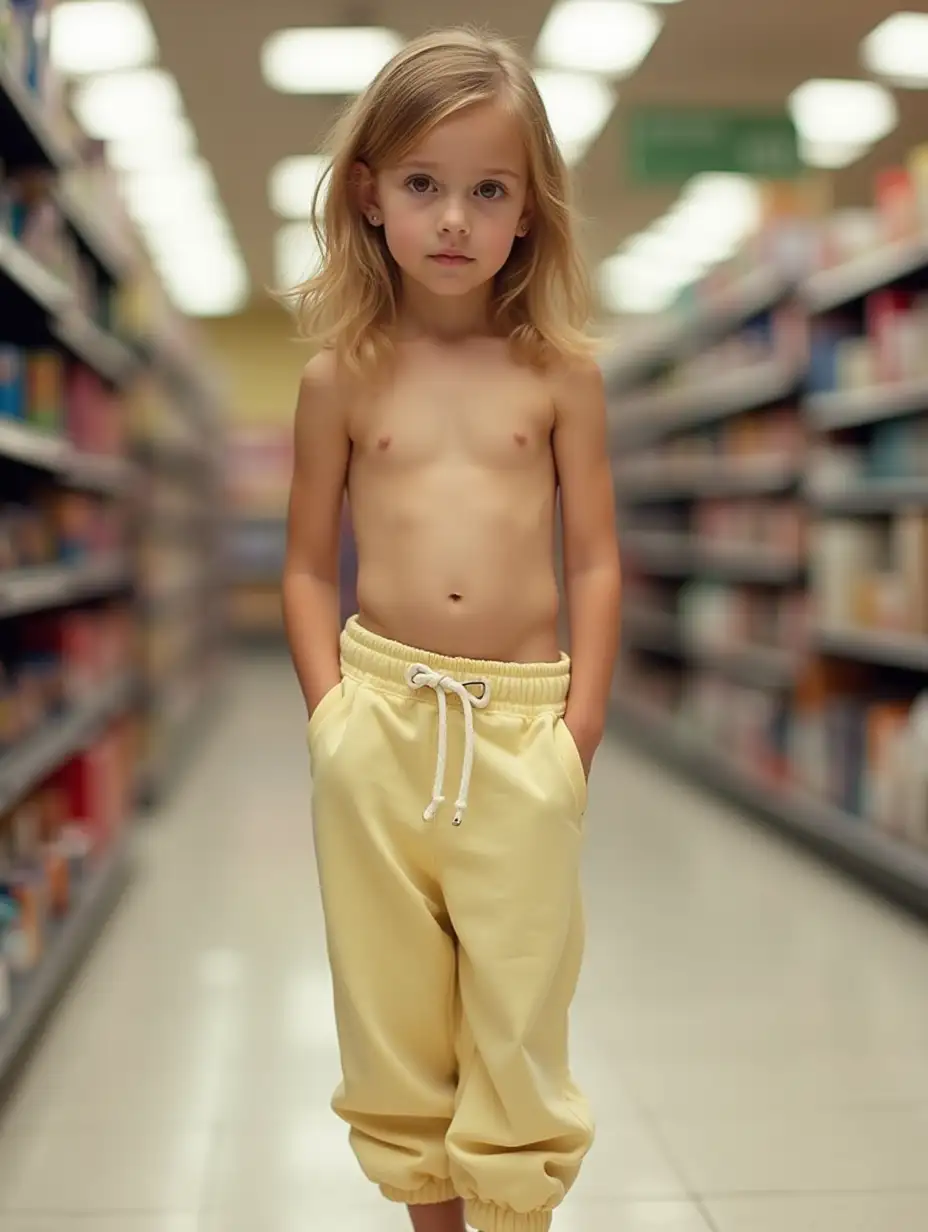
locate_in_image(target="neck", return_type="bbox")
[396,275,495,342]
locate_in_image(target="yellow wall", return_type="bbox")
[200,304,307,429]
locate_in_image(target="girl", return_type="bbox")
[283,26,621,1232]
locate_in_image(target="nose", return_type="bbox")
[439,196,469,236]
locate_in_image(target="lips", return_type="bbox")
[430,253,474,265]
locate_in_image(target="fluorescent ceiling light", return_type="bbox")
[535,70,615,164]
[275,223,323,290]
[862,12,928,88]
[661,174,762,264]
[119,159,220,227]
[72,68,183,140]
[262,27,404,94]
[159,251,250,317]
[789,79,898,148]
[106,115,197,171]
[622,229,711,280]
[800,138,870,169]
[143,213,237,260]
[51,0,157,76]
[269,155,329,219]
[535,1,662,79]
[597,252,680,314]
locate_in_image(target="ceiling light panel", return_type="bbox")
[72,68,183,140]
[789,79,898,148]
[275,223,323,290]
[262,27,404,94]
[862,12,928,88]
[105,115,197,171]
[51,0,157,76]
[156,250,250,318]
[535,1,663,79]
[535,70,615,164]
[800,138,870,170]
[598,251,681,314]
[598,173,762,316]
[269,156,329,219]
[117,158,248,317]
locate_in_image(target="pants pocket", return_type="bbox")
[554,717,588,819]
[307,680,346,750]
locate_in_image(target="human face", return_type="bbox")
[370,102,530,300]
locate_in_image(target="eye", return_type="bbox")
[476,181,506,200]
[405,174,435,194]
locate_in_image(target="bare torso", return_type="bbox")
[346,337,562,663]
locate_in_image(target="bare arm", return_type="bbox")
[282,353,352,715]
[553,358,622,769]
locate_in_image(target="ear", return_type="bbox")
[516,189,534,238]
[353,160,383,226]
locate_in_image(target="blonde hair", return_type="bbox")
[288,27,593,372]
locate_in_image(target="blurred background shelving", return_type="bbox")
[0,2,224,1070]
[603,141,928,914]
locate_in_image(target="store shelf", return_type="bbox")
[54,310,138,388]
[805,377,928,432]
[624,532,803,584]
[612,355,804,448]
[136,437,214,473]
[227,514,287,585]
[0,235,137,387]
[0,417,68,471]
[617,458,800,502]
[141,575,220,622]
[53,186,131,288]
[139,672,223,812]
[0,556,131,620]
[0,418,135,494]
[0,832,132,1086]
[603,265,793,391]
[0,61,73,171]
[805,234,928,315]
[815,626,928,672]
[0,675,136,816]
[807,476,928,513]
[0,67,129,290]
[0,233,67,317]
[622,607,682,654]
[623,608,800,688]
[611,693,928,916]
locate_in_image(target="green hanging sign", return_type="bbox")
[628,107,802,184]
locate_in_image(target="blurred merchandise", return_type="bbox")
[606,128,928,911]
[0,14,225,1073]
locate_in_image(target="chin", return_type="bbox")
[403,265,487,297]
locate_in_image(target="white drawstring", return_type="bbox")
[404,664,491,825]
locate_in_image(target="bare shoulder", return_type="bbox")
[547,354,606,424]
[297,348,348,417]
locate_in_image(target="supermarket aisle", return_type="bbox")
[2,660,928,1232]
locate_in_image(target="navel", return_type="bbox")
[377,435,391,451]
[514,432,528,447]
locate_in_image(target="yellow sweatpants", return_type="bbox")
[308,616,594,1232]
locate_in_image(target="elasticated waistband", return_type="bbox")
[340,616,570,714]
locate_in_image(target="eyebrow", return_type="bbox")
[398,160,522,180]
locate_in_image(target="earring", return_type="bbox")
[517,222,529,237]
[368,212,381,225]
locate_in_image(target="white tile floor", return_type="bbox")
[2,656,928,1231]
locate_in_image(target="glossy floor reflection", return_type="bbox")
[2,657,928,1231]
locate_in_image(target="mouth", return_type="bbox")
[430,253,474,266]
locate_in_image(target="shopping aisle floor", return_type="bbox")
[3,659,928,1232]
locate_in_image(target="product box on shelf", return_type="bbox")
[55,723,132,852]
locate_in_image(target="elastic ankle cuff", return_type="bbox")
[381,1179,458,1205]
[465,1199,553,1232]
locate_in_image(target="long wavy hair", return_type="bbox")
[286,27,593,372]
